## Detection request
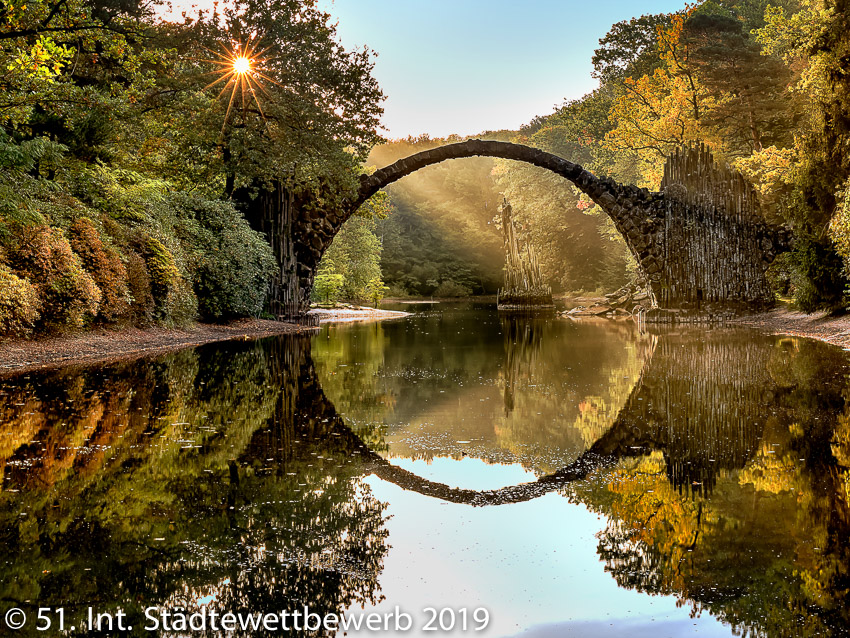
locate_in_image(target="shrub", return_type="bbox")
[141,236,180,308]
[125,250,154,322]
[8,225,101,329]
[789,233,846,312]
[69,218,130,321]
[162,277,199,325]
[385,283,410,298]
[174,194,275,319]
[0,264,41,337]
[433,279,472,298]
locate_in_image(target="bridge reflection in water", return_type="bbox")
[0,316,849,636]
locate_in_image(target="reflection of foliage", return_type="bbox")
[0,336,388,637]
[312,321,392,446]
[592,452,704,594]
[495,316,653,472]
[315,307,654,475]
[568,330,850,637]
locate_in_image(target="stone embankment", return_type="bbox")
[561,281,653,319]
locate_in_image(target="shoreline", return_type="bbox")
[0,307,412,376]
[0,319,315,376]
[730,307,850,349]
[3,303,849,377]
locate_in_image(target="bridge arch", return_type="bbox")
[289,140,786,315]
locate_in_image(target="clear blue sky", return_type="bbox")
[317,0,687,139]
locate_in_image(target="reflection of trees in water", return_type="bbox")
[3,325,850,637]
[499,311,549,414]
[311,322,394,438]
[571,330,850,637]
[0,337,388,637]
[312,310,655,474]
[495,315,655,467]
[611,331,776,495]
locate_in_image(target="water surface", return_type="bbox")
[1,303,849,637]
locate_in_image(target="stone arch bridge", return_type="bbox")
[248,140,791,317]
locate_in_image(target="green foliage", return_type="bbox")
[829,181,850,296]
[154,0,384,203]
[0,263,40,336]
[683,11,797,155]
[313,271,345,305]
[0,0,384,335]
[751,0,850,308]
[141,236,180,308]
[788,233,846,312]
[433,280,471,298]
[369,135,505,296]
[316,215,383,302]
[592,13,671,83]
[364,276,388,307]
[6,224,101,330]
[174,194,275,319]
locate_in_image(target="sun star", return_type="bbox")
[199,41,282,137]
[233,56,251,74]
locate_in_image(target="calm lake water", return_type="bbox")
[1,303,850,637]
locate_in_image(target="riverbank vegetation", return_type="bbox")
[0,0,382,337]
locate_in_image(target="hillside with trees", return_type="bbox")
[320,0,850,310]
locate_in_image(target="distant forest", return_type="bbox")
[368,134,632,298]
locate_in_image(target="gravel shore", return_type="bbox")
[308,306,411,322]
[732,307,850,349]
[0,319,315,376]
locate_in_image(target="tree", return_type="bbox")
[316,215,383,303]
[313,270,345,305]
[364,276,388,307]
[755,0,850,309]
[592,13,672,84]
[602,9,709,185]
[604,68,706,185]
[683,12,797,156]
